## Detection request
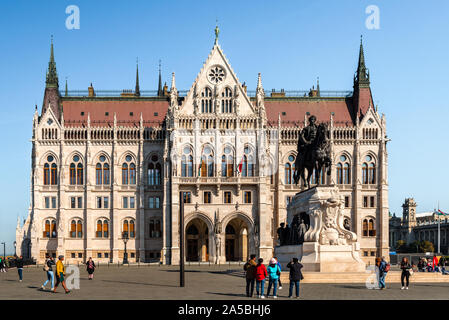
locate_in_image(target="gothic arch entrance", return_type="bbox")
[225,218,249,262]
[185,218,210,262]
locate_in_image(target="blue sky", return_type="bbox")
[0,0,448,254]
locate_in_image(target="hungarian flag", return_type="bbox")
[237,155,244,174]
[436,209,448,216]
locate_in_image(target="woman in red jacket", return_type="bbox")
[255,258,268,299]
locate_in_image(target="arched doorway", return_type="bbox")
[185,218,210,262]
[225,218,249,262]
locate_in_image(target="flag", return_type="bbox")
[237,155,244,173]
[436,209,448,216]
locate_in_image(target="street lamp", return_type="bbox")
[13,241,16,257]
[123,232,129,264]
[1,242,5,261]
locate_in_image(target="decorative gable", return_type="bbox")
[180,43,255,116]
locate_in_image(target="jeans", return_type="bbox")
[18,268,23,280]
[289,280,300,297]
[401,271,410,287]
[379,272,386,288]
[256,280,265,296]
[246,279,255,297]
[267,278,278,296]
[43,271,54,288]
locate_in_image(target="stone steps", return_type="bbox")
[280,271,449,283]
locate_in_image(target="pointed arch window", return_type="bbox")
[221,87,233,113]
[123,220,129,238]
[130,220,135,238]
[363,218,376,237]
[122,163,129,185]
[241,146,255,177]
[222,146,234,177]
[43,220,51,238]
[201,87,213,113]
[336,155,351,185]
[284,155,295,184]
[70,155,83,185]
[362,155,376,185]
[96,155,110,185]
[70,220,76,238]
[44,155,57,185]
[97,219,109,238]
[181,147,194,177]
[77,220,83,238]
[200,146,214,177]
[148,154,162,184]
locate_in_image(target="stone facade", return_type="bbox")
[16,34,389,265]
[389,198,449,254]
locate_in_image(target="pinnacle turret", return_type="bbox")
[135,59,140,97]
[46,36,59,88]
[355,35,370,87]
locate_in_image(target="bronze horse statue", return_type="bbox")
[293,123,331,188]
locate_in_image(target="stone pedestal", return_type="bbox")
[275,186,366,272]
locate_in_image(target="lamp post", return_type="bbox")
[179,191,185,287]
[1,242,5,260]
[123,232,129,264]
[13,241,16,257]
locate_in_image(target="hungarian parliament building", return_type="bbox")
[16,32,389,265]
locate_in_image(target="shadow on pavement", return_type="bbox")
[334,285,368,290]
[205,292,249,298]
[101,279,179,288]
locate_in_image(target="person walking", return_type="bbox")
[255,258,267,299]
[41,255,55,291]
[287,258,303,298]
[273,256,283,290]
[0,257,5,273]
[266,258,281,298]
[86,257,96,280]
[400,257,411,290]
[432,255,439,272]
[53,255,70,294]
[378,256,389,289]
[15,256,24,282]
[243,254,257,297]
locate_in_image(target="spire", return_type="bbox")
[257,72,263,89]
[214,20,219,45]
[157,59,163,96]
[316,77,320,97]
[46,35,59,88]
[65,78,68,96]
[355,35,370,87]
[135,58,140,97]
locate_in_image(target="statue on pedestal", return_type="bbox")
[293,115,332,188]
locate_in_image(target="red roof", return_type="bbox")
[265,99,355,127]
[62,99,168,127]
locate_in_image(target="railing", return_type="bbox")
[61,89,353,98]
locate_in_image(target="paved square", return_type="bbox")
[1,265,448,300]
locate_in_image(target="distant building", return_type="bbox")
[389,198,449,254]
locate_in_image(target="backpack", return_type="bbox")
[384,263,390,272]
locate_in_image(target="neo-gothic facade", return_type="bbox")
[16,34,389,265]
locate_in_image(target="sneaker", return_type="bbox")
[260,295,265,299]
[41,285,45,290]
[50,287,54,291]
[401,287,405,290]
[288,296,293,298]
[273,296,277,299]
[65,290,71,294]
[296,296,300,299]
[279,286,283,290]
[19,280,22,282]
[405,287,409,290]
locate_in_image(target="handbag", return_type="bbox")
[408,268,414,276]
[43,264,49,272]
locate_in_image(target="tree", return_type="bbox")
[396,240,408,253]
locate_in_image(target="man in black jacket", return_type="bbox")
[287,258,303,298]
[15,256,24,282]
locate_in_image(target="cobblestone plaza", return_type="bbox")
[1,266,448,300]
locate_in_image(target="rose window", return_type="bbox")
[207,66,225,84]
